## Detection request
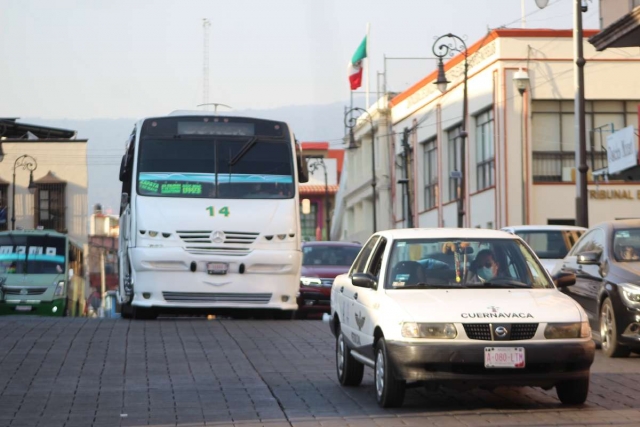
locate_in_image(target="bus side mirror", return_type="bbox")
[301,199,311,215]
[119,155,127,182]
[297,154,309,183]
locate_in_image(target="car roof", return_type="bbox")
[501,225,587,232]
[597,219,640,230]
[374,228,516,240]
[302,241,362,247]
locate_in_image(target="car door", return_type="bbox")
[560,229,603,328]
[338,235,379,342]
[351,237,387,356]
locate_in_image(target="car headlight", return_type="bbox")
[544,322,590,339]
[53,280,65,297]
[620,283,640,308]
[300,277,322,287]
[401,322,457,339]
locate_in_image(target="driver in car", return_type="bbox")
[466,249,500,283]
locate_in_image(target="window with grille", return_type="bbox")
[0,184,8,231]
[476,109,495,191]
[422,138,438,210]
[300,202,318,241]
[35,184,66,232]
[447,125,463,202]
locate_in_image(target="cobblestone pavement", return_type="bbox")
[1,317,640,427]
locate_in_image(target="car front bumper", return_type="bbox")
[385,340,595,387]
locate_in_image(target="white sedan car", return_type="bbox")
[330,228,595,408]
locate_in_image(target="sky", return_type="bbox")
[0,0,602,213]
[0,0,601,120]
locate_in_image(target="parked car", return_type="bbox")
[501,225,586,272]
[552,219,640,357]
[296,241,362,319]
[330,228,594,408]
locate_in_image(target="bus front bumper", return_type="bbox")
[129,247,301,310]
[0,298,65,316]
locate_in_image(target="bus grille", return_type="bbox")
[184,247,251,256]
[3,287,48,296]
[177,230,259,245]
[162,292,272,304]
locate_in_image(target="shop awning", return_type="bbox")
[299,184,339,195]
[589,7,640,51]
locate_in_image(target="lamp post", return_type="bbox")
[344,107,376,233]
[308,158,331,241]
[433,33,468,228]
[12,155,37,231]
[535,0,588,227]
[514,69,531,225]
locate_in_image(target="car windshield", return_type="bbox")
[385,238,553,289]
[0,235,66,275]
[613,228,640,262]
[515,230,576,259]
[137,138,294,199]
[302,245,361,266]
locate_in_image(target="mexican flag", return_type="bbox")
[348,36,367,90]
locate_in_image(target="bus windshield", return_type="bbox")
[137,138,294,199]
[0,235,66,275]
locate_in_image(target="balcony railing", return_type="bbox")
[532,151,608,182]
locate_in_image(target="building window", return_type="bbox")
[0,184,8,231]
[35,184,66,232]
[422,138,438,210]
[447,125,463,202]
[531,100,639,182]
[300,202,318,241]
[476,109,495,191]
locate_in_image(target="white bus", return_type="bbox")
[117,112,309,319]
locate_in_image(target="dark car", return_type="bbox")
[552,219,640,357]
[296,241,362,319]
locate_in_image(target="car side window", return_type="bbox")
[350,236,379,275]
[367,237,387,279]
[569,231,594,256]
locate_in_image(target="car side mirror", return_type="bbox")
[351,273,376,289]
[577,251,601,265]
[553,271,576,288]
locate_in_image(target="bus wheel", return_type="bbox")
[132,307,158,320]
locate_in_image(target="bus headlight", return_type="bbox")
[401,322,457,339]
[53,281,65,297]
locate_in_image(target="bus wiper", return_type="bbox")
[397,283,456,289]
[228,137,258,166]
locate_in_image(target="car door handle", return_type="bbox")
[354,292,358,300]
[340,286,344,293]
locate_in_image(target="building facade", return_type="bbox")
[0,118,88,243]
[387,28,640,230]
[299,142,344,241]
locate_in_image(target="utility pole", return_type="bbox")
[99,248,106,318]
[401,128,414,228]
[574,0,589,227]
[202,18,211,111]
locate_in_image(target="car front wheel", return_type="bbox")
[556,377,590,405]
[374,338,405,408]
[336,330,364,386]
[600,298,631,358]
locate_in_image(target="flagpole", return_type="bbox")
[365,22,370,109]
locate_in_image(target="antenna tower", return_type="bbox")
[202,18,211,111]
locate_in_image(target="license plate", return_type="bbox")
[15,306,32,312]
[484,347,525,368]
[206,262,228,275]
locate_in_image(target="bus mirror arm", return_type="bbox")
[121,193,129,207]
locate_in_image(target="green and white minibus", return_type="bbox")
[0,229,86,316]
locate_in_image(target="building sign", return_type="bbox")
[607,126,638,174]
[589,189,640,200]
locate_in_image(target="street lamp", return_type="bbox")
[344,107,376,233]
[432,33,469,228]
[307,158,331,241]
[514,68,531,225]
[535,0,588,227]
[12,155,37,231]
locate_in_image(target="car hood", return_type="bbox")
[384,289,583,323]
[301,265,350,279]
[539,259,561,273]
